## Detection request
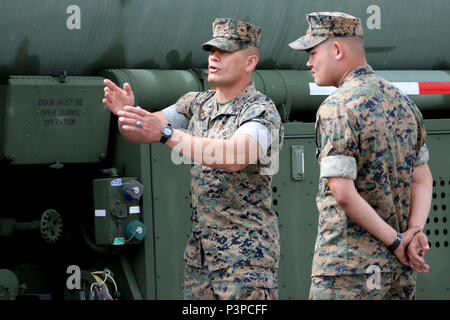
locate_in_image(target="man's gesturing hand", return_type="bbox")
[103,79,135,116]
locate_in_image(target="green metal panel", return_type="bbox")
[2,75,109,164]
[416,119,450,299]
[273,123,319,299]
[150,142,192,299]
[1,0,450,82]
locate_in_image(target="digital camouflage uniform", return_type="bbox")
[178,18,284,300]
[289,12,429,299]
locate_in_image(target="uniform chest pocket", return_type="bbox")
[209,114,239,139]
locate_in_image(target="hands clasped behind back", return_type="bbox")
[406,231,430,273]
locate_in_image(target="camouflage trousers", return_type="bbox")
[183,264,278,300]
[309,269,416,300]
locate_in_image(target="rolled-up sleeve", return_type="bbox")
[161,104,188,129]
[413,106,429,167]
[415,143,429,167]
[234,121,272,156]
[320,155,357,180]
[316,101,359,180]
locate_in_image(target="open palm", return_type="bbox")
[103,79,135,116]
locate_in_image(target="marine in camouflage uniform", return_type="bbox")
[177,84,283,299]
[104,17,283,300]
[289,12,431,299]
[176,18,284,299]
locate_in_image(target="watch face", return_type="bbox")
[163,127,172,136]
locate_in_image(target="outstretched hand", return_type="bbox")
[117,106,165,144]
[103,79,135,116]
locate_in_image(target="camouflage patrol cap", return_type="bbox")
[289,12,363,51]
[202,18,261,52]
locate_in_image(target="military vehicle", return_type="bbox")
[1,0,449,300]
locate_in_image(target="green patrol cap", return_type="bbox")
[202,18,261,52]
[289,12,364,51]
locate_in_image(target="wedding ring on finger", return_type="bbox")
[136,120,142,128]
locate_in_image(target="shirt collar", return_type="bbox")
[339,64,374,87]
[213,81,257,116]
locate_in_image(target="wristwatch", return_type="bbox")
[160,123,173,144]
[387,232,402,252]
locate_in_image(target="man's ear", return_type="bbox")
[332,40,345,61]
[245,55,259,72]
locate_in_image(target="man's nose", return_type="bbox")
[306,56,312,68]
[210,52,219,62]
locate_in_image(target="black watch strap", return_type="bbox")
[387,232,402,252]
[160,123,172,144]
[160,135,169,144]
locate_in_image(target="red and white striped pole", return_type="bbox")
[418,82,450,95]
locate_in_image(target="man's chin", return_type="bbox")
[314,79,332,87]
[207,76,220,86]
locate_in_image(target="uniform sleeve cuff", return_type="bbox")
[161,104,188,129]
[320,155,357,180]
[415,143,429,167]
[234,121,272,156]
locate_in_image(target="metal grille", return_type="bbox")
[426,179,449,249]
